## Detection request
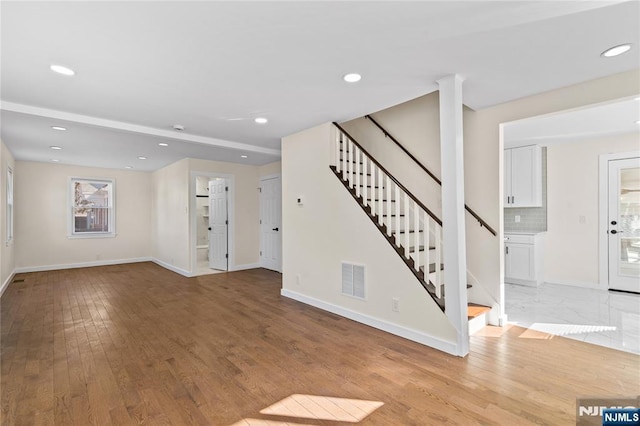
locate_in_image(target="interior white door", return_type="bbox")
[608,157,640,293]
[260,176,282,272]
[209,179,228,271]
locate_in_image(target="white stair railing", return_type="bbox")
[331,124,445,309]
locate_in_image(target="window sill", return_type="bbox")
[67,233,117,240]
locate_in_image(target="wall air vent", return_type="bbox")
[341,262,365,300]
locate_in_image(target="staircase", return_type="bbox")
[331,123,447,311]
[331,122,490,330]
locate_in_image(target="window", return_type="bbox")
[6,167,13,244]
[70,178,115,237]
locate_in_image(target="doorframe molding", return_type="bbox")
[259,173,282,272]
[190,171,235,275]
[598,151,640,289]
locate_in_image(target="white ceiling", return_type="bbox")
[1,1,638,171]
[504,96,640,148]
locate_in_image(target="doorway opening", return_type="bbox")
[191,172,235,276]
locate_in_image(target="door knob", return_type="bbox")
[611,220,617,225]
[272,227,279,231]
[208,227,212,231]
[610,230,617,234]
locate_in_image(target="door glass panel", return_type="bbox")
[619,167,640,277]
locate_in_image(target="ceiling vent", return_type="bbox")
[342,262,365,300]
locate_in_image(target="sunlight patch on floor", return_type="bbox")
[516,323,617,339]
[258,394,384,423]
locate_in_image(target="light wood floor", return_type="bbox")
[1,263,638,425]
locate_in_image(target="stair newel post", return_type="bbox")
[414,201,420,273]
[404,194,410,259]
[395,185,401,247]
[355,146,361,199]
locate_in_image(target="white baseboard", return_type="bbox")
[542,279,602,290]
[230,263,260,272]
[281,289,459,356]
[15,257,153,274]
[0,270,16,298]
[151,258,192,277]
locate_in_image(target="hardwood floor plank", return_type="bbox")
[2,262,638,425]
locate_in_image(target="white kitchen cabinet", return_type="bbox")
[504,145,542,208]
[504,233,544,286]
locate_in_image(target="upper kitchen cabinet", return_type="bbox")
[504,145,542,208]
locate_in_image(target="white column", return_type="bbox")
[437,74,469,357]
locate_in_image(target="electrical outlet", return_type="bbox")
[579,215,586,224]
[392,298,400,312]
[296,274,301,285]
[514,215,521,223]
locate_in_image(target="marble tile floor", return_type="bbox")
[505,282,640,354]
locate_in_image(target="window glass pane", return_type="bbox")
[71,178,114,235]
[73,207,110,233]
[74,181,111,208]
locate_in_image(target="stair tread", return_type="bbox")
[381,213,405,217]
[366,198,396,202]
[392,230,424,234]
[467,303,491,320]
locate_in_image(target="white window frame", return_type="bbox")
[6,167,13,245]
[69,177,116,238]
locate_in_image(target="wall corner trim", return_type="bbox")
[151,258,192,277]
[230,263,261,272]
[0,270,16,298]
[281,289,461,357]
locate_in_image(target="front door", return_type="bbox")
[260,176,282,272]
[608,157,640,293]
[209,179,228,271]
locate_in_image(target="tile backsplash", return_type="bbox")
[504,147,547,233]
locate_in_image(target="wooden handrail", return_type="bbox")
[333,122,442,227]
[363,115,497,236]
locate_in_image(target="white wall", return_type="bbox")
[1,140,16,293]
[14,161,152,271]
[544,132,640,287]
[151,159,190,274]
[282,123,457,352]
[258,161,281,177]
[342,93,444,219]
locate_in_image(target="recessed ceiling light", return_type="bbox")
[635,119,640,124]
[124,166,133,169]
[343,73,362,83]
[50,64,75,76]
[137,156,147,160]
[240,155,248,159]
[50,146,63,150]
[173,124,185,131]
[601,44,632,58]
[51,159,60,162]
[158,142,169,147]
[51,126,67,131]
[254,117,268,124]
